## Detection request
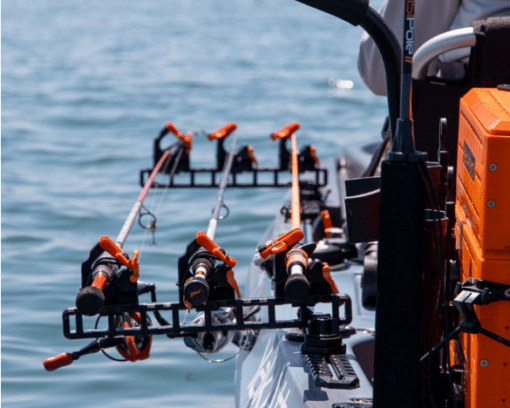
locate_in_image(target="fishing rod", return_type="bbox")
[206,122,237,240]
[179,122,241,309]
[75,124,189,318]
[257,123,338,302]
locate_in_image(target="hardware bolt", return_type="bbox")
[488,200,496,208]
[481,359,488,367]
[490,163,498,171]
[505,289,510,299]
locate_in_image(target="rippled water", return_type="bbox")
[2,0,386,407]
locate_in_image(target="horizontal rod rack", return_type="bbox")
[63,294,352,340]
[139,167,328,189]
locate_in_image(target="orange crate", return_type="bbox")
[455,87,510,408]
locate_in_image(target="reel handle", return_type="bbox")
[43,353,74,372]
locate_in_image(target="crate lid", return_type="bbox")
[461,87,510,135]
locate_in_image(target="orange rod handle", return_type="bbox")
[291,133,301,229]
[166,121,184,138]
[43,353,74,372]
[195,231,236,268]
[226,270,242,298]
[165,122,192,153]
[320,209,333,238]
[208,122,237,141]
[322,263,338,294]
[99,236,130,267]
[270,121,300,141]
[99,236,139,283]
[259,227,304,259]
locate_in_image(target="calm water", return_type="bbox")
[2,0,386,407]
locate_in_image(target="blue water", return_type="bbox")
[2,0,386,407]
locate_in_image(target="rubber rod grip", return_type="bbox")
[75,285,106,316]
[183,276,210,306]
[43,353,74,371]
[208,122,237,140]
[285,272,310,301]
[271,121,300,140]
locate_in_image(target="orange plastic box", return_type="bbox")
[455,87,510,408]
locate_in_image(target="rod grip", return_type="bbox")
[285,249,310,301]
[43,353,74,372]
[183,275,210,306]
[75,263,115,316]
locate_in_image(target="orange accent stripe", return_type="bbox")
[91,274,107,291]
[285,248,307,269]
[291,133,300,229]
